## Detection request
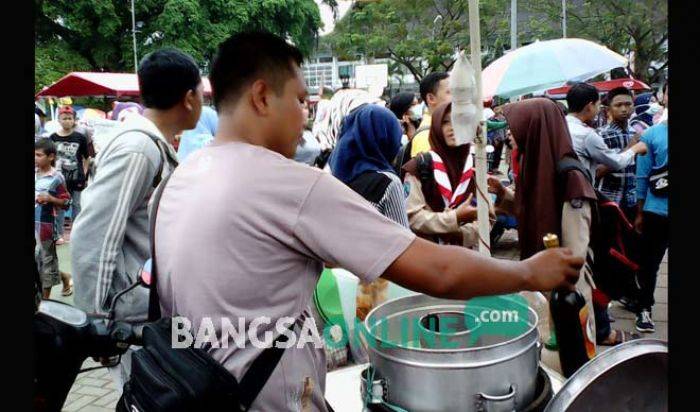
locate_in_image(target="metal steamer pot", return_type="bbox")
[363,294,540,412]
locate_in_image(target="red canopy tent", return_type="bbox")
[545,78,651,99]
[36,72,213,98]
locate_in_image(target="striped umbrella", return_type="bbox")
[483,38,628,100]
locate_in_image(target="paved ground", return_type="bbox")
[50,211,668,411]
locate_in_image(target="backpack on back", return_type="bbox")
[557,158,640,301]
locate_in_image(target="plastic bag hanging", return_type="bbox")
[449,50,479,146]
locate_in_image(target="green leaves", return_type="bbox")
[522,0,667,84]
[35,0,323,76]
[329,0,512,81]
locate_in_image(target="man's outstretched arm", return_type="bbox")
[384,237,582,300]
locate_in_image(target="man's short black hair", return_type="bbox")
[210,31,304,110]
[138,48,201,110]
[35,138,56,157]
[419,72,449,103]
[566,82,600,113]
[606,86,633,104]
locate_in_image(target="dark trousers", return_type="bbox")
[594,301,612,342]
[636,212,669,310]
[489,140,505,172]
[621,204,642,299]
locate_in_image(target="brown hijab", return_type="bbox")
[502,98,596,260]
[403,102,474,212]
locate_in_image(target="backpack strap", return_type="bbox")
[97,128,179,188]
[416,152,434,189]
[556,157,593,183]
[146,171,174,321]
[145,174,323,412]
[392,139,413,177]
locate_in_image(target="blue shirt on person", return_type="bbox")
[636,122,668,217]
[177,106,218,162]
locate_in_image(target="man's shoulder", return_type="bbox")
[644,122,668,135]
[102,128,162,161]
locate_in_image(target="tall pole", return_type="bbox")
[131,0,138,73]
[468,0,491,256]
[510,0,517,50]
[562,0,567,38]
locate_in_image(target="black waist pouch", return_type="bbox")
[117,318,241,412]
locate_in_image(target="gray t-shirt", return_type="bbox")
[155,141,416,411]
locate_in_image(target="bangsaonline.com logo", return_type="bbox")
[172,295,531,350]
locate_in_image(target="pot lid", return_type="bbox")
[544,339,668,411]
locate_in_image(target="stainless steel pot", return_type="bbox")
[364,294,540,412]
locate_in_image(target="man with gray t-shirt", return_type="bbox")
[154,32,584,411]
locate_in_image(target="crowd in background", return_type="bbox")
[33,32,668,409]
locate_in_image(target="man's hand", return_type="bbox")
[630,132,642,146]
[36,193,52,205]
[455,194,477,223]
[634,213,644,234]
[402,114,417,140]
[487,176,506,199]
[596,165,611,179]
[521,248,583,292]
[631,141,648,156]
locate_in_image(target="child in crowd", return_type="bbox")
[49,106,91,244]
[35,139,73,298]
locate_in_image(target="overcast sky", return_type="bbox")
[316,0,353,36]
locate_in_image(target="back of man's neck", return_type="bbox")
[143,109,178,145]
[571,113,589,123]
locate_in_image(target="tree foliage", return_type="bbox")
[329,0,667,85]
[524,0,668,84]
[35,0,323,89]
[328,0,511,82]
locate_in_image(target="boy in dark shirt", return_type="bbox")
[49,106,91,243]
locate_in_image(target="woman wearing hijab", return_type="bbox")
[312,89,384,169]
[326,104,409,365]
[389,92,421,144]
[402,102,484,248]
[489,98,636,353]
[329,104,409,228]
[630,92,660,135]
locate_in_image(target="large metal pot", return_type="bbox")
[364,294,540,411]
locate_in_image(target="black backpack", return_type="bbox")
[557,158,641,300]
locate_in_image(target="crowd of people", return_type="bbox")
[34,30,668,410]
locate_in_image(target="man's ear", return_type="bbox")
[183,89,197,112]
[250,79,271,116]
[426,93,436,108]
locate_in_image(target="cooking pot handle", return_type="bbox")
[474,385,516,412]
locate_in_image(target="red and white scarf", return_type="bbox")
[429,150,475,209]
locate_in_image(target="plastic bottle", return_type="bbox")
[449,51,479,146]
